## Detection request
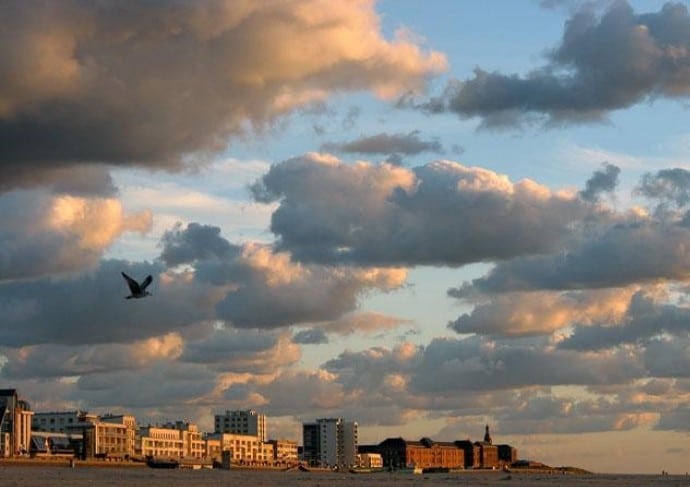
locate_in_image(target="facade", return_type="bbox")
[497,444,517,465]
[0,389,34,457]
[475,441,499,469]
[358,452,383,468]
[267,439,299,465]
[302,422,320,466]
[302,418,358,468]
[138,422,204,459]
[40,412,137,459]
[378,437,464,470]
[207,432,274,465]
[214,409,267,442]
[454,440,480,468]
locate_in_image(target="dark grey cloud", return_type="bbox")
[292,328,329,345]
[579,162,620,202]
[158,222,407,329]
[406,2,690,127]
[0,259,213,346]
[181,328,300,373]
[635,168,690,209]
[160,222,240,267]
[0,0,445,191]
[321,131,443,157]
[560,292,690,351]
[251,154,592,266]
[453,219,690,296]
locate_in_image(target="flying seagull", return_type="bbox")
[121,272,153,299]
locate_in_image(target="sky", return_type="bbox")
[2,0,690,474]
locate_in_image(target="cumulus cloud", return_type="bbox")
[635,167,690,210]
[404,2,690,127]
[449,288,634,337]
[0,260,216,346]
[0,0,446,190]
[0,190,152,281]
[560,291,690,351]
[579,162,620,202]
[0,334,183,379]
[453,217,690,295]
[252,153,592,266]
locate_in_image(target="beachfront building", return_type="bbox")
[267,438,299,465]
[498,444,518,465]
[137,421,204,459]
[214,409,267,442]
[358,452,383,469]
[302,418,358,468]
[0,389,33,457]
[34,411,136,459]
[378,437,465,470]
[206,432,274,465]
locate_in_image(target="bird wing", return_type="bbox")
[121,272,141,294]
[140,275,153,291]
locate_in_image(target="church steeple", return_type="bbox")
[484,424,492,444]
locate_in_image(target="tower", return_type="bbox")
[484,424,492,444]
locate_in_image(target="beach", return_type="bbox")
[1,465,687,487]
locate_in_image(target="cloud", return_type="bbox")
[404,2,690,127]
[579,162,620,202]
[0,260,217,346]
[560,290,690,351]
[635,167,690,210]
[0,0,446,191]
[181,328,301,373]
[252,153,591,266]
[0,333,183,379]
[448,288,633,337]
[159,222,408,328]
[0,190,152,281]
[320,131,443,158]
[453,217,690,295]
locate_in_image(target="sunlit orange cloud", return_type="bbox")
[48,195,151,251]
[456,287,638,337]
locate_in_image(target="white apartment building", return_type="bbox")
[302,418,358,468]
[206,432,274,465]
[137,422,204,459]
[33,411,136,459]
[267,439,299,465]
[214,409,267,442]
[0,389,33,457]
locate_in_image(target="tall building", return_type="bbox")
[302,418,358,468]
[214,410,266,442]
[0,389,33,457]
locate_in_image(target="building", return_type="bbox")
[474,425,499,469]
[498,444,517,465]
[358,452,383,468]
[206,432,274,465]
[0,389,33,457]
[302,418,358,468]
[137,421,204,459]
[378,437,464,470]
[214,409,267,442]
[454,440,480,468]
[37,411,137,459]
[267,439,299,465]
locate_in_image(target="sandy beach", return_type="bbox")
[0,465,687,487]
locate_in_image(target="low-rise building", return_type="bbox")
[0,389,33,457]
[358,452,383,469]
[206,432,274,465]
[378,437,465,470]
[267,439,298,465]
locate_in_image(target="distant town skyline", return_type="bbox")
[2,0,690,475]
